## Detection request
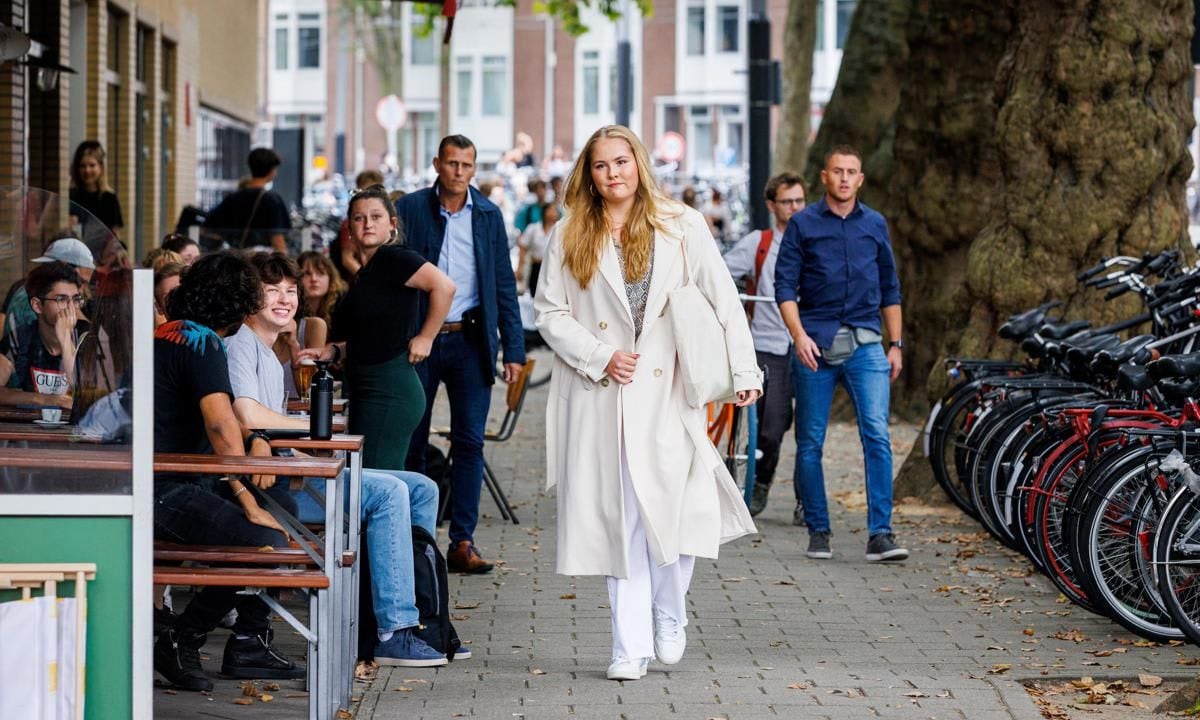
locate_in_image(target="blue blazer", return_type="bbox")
[396,184,526,384]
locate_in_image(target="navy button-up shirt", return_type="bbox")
[773,197,902,350]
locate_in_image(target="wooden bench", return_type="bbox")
[153,566,330,589]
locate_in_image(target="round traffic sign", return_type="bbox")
[658,131,685,162]
[375,95,408,132]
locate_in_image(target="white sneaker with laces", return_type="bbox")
[606,657,649,681]
[653,608,687,665]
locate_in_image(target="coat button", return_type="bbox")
[599,321,608,330]
[654,368,662,377]
[600,378,610,387]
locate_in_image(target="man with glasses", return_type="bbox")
[1,237,96,338]
[723,172,806,517]
[0,261,87,409]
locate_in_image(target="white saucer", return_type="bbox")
[33,419,69,427]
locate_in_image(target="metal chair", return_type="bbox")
[434,359,535,525]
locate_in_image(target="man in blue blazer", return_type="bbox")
[399,134,526,574]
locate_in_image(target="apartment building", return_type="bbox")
[295,0,855,181]
[1,0,265,268]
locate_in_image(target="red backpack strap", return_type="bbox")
[744,229,773,321]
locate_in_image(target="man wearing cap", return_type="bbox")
[1,237,96,338]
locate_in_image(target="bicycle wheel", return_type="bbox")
[724,404,755,496]
[1153,488,1200,646]
[1029,441,1098,611]
[1072,452,1181,641]
[928,381,986,518]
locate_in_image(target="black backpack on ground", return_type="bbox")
[358,524,462,662]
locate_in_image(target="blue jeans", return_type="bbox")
[292,469,438,632]
[405,329,492,546]
[791,342,894,537]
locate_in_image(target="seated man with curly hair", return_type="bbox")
[152,251,305,691]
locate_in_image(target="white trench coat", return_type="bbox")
[534,206,762,578]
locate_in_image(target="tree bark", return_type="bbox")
[773,0,818,175]
[802,0,910,204]
[891,0,1194,499]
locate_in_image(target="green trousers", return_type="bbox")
[347,355,425,472]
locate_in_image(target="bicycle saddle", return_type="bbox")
[1116,364,1154,392]
[1148,353,1200,381]
[1038,319,1092,340]
[1091,334,1157,376]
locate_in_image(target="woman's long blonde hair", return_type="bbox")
[560,125,681,288]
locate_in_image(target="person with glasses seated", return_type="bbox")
[0,261,87,410]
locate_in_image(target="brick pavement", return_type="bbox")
[354,381,1200,720]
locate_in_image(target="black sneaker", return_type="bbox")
[748,483,770,516]
[221,629,306,679]
[806,531,832,559]
[154,628,214,692]
[865,533,909,562]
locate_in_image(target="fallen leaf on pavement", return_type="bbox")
[1138,674,1162,688]
[988,664,1012,674]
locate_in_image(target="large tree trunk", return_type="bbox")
[773,0,818,174]
[802,0,910,203]
[890,0,1194,499]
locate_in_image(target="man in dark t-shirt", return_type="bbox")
[152,252,304,692]
[203,148,291,252]
[0,262,86,410]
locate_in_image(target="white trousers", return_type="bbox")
[606,437,695,661]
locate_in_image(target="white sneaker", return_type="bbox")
[606,657,649,681]
[653,608,687,665]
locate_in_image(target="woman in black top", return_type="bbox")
[69,141,124,260]
[304,185,455,470]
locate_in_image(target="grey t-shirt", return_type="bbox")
[224,323,286,415]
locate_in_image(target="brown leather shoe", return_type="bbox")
[446,541,495,574]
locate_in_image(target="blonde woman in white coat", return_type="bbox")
[534,125,762,681]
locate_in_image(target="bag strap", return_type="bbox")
[753,229,773,286]
[238,189,267,248]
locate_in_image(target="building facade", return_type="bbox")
[285,0,853,182]
[1,0,265,267]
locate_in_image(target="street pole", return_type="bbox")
[747,0,771,230]
[615,0,632,128]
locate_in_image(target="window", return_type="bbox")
[275,27,288,69]
[581,50,599,115]
[481,56,506,116]
[816,0,824,51]
[106,8,122,72]
[455,57,472,116]
[717,6,739,52]
[837,0,856,49]
[298,13,320,68]
[136,24,150,82]
[686,6,705,56]
[411,22,436,65]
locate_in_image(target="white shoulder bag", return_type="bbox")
[666,231,737,408]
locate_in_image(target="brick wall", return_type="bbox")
[512,0,546,156]
[640,4,676,147]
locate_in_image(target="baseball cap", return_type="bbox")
[32,238,96,270]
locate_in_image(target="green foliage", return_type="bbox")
[415,0,654,37]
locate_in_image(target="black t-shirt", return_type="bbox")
[0,318,88,393]
[153,320,233,484]
[70,189,124,230]
[331,245,427,366]
[204,188,291,249]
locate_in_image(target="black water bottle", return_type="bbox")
[309,360,334,441]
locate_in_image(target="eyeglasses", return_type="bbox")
[774,198,806,207]
[40,294,84,306]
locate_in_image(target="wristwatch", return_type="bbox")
[245,429,272,452]
[889,340,904,349]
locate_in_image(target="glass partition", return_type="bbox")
[0,186,135,495]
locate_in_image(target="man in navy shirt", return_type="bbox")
[774,145,908,563]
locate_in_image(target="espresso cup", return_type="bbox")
[41,407,62,423]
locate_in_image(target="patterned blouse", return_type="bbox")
[614,240,654,339]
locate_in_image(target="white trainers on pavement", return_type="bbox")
[606,657,649,680]
[653,607,687,665]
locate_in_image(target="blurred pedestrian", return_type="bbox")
[399,135,526,575]
[534,125,761,681]
[723,172,806,517]
[517,201,557,296]
[203,148,291,252]
[161,233,201,265]
[69,140,124,259]
[297,250,346,331]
